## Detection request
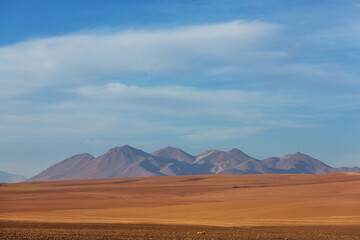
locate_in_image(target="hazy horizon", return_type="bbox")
[1,0,359,177]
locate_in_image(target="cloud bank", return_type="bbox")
[0,20,281,96]
[0,20,358,151]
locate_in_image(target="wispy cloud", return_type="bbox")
[0,81,293,142]
[64,82,290,119]
[0,20,281,96]
[1,18,357,100]
[0,19,359,167]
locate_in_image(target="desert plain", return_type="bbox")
[1,173,360,239]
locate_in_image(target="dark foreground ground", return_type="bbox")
[1,221,360,240]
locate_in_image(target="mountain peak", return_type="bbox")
[109,145,137,152]
[0,170,27,183]
[265,152,333,174]
[103,145,150,160]
[122,144,133,149]
[77,153,95,158]
[227,148,254,159]
[228,148,243,153]
[283,151,309,158]
[152,146,194,163]
[27,146,360,182]
[163,146,180,151]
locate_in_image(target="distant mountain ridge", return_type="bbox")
[28,145,360,181]
[0,170,26,183]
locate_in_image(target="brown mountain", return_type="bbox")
[28,145,206,181]
[195,148,273,174]
[0,170,26,183]
[28,145,360,181]
[333,166,360,173]
[261,152,334,174]
[28,153,95,181]
[262,152,360,174]
[151,146,195,163]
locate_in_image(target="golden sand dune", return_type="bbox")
[1,173,360,226]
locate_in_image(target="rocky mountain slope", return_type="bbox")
[28,145,360,181]
[0,170,26,183]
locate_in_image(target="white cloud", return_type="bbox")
[0,20,281,96]
[0,81,292,141]
[64,82,291,120]
[0,20,357,146]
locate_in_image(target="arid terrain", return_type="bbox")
[1,173,360,239]
[1,221,360,240]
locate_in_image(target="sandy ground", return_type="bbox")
[1,173,360,226]
[1,221,360,240]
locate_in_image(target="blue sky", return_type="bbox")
[0,0,359,177]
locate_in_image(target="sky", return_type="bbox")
[0,0,359,177]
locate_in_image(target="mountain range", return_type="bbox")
[0,170,27,183]
[27,145,360,181]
